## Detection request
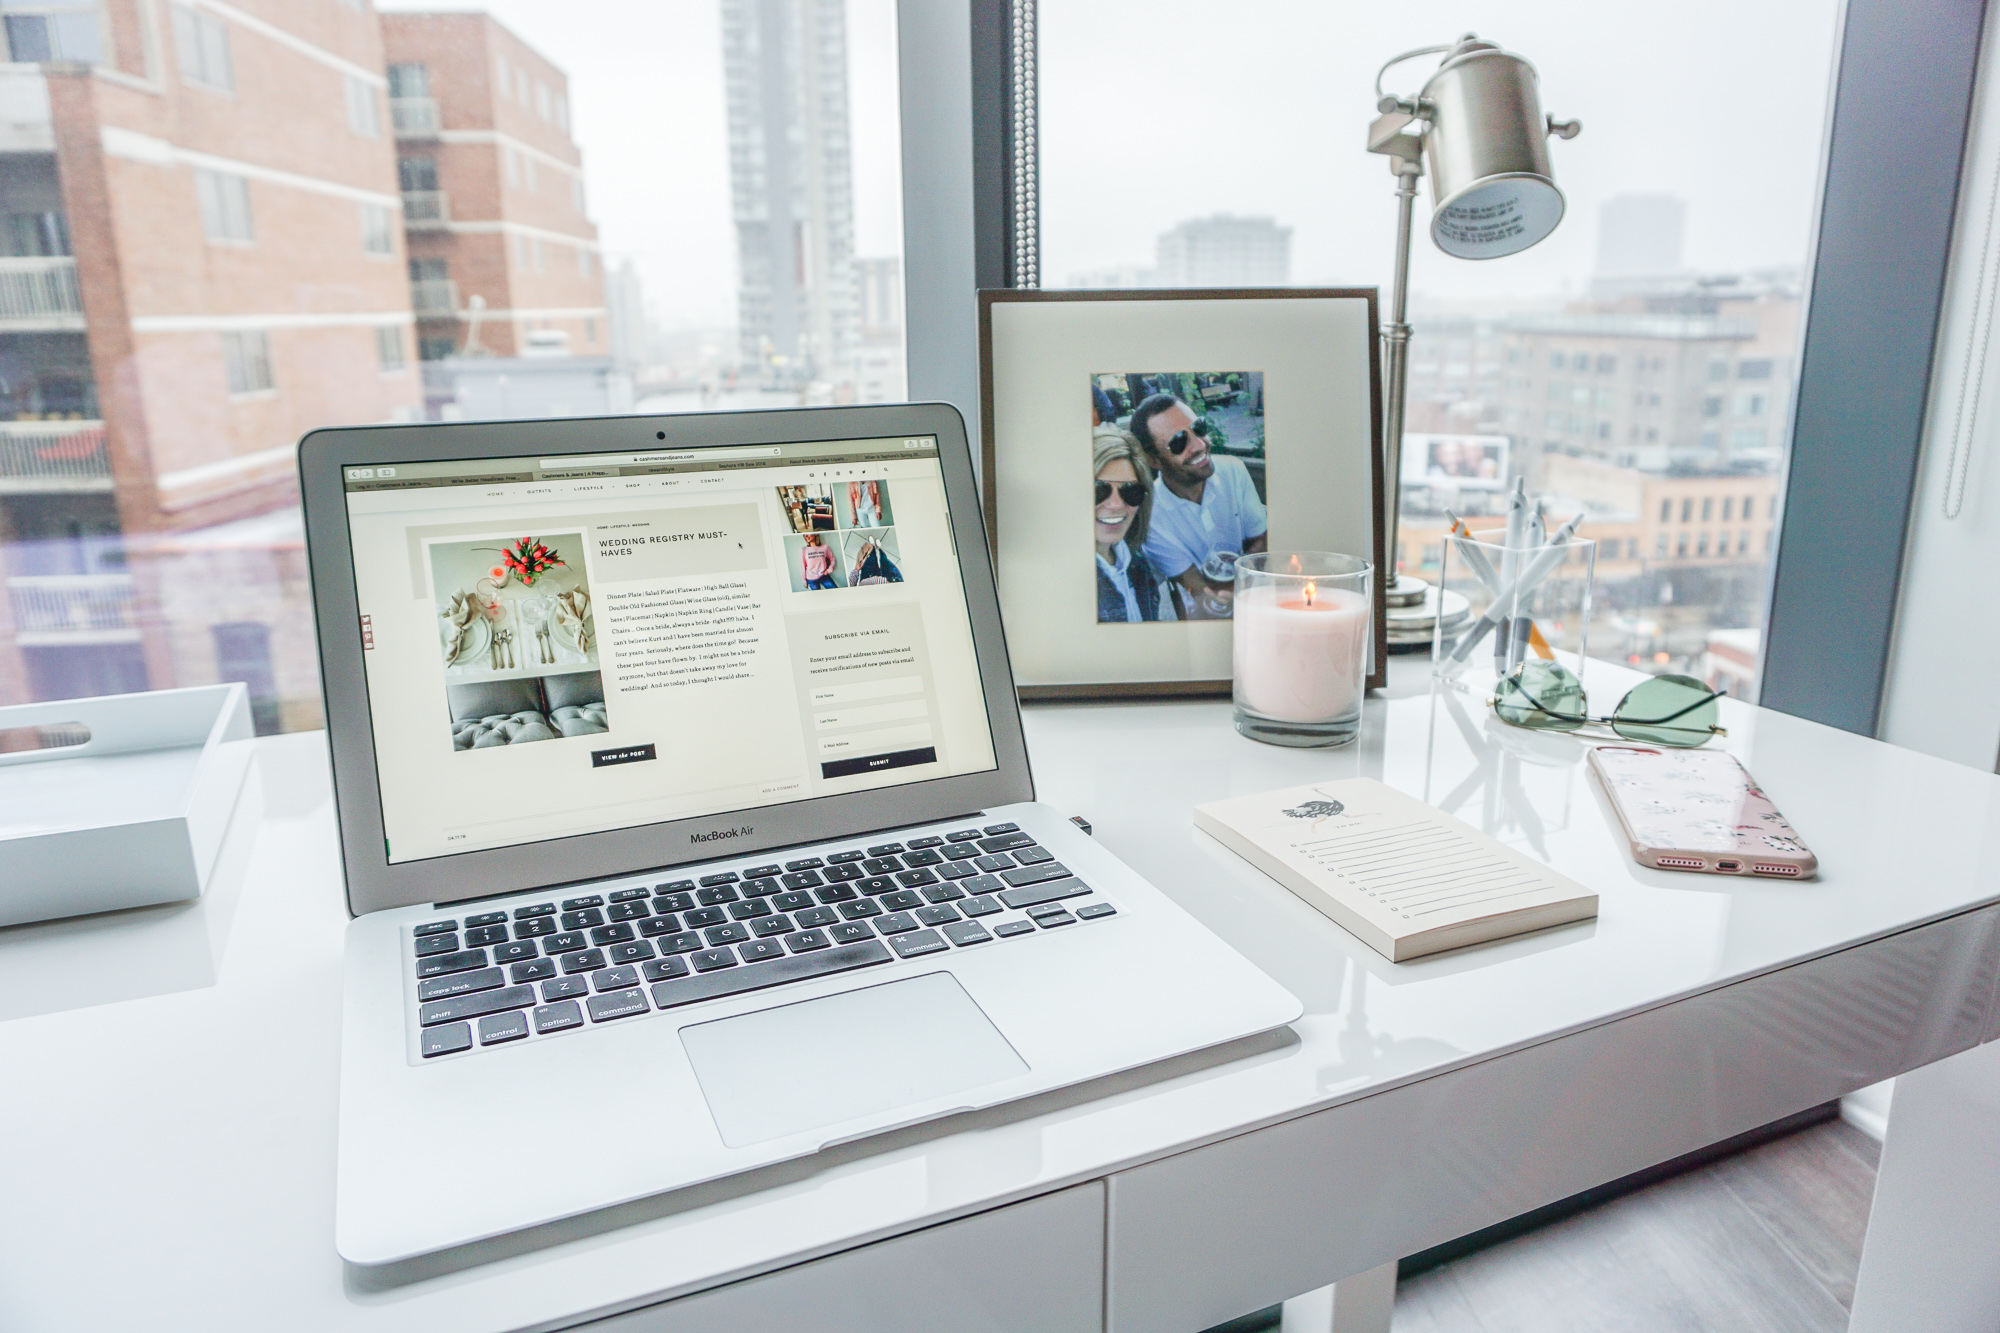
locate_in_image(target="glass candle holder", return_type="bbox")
[1232,552,1372,747]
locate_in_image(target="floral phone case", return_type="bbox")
[1587,745,1817,879]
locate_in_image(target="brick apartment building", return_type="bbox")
[0,0,420,713]
[382,11,606,377]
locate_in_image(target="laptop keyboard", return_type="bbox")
[409,822,1118,1058]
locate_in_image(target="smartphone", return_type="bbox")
[1586,745,1817,879]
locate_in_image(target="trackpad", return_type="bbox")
[680,972,1028,1147]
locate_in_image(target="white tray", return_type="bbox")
[0,684,255,927]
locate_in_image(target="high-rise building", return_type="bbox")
[1155,215,1290,287]
[0,0,419,713]
[1595,194,1687,276]
[720,0,858,384]
[381,12,607,383]
[605,258,651,371]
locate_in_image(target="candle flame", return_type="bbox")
[1287,553,1301,574]
[1304,581,1316,606]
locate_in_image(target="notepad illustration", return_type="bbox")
[1193,778,1598,962]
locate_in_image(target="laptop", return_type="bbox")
[299,402,1302,1265]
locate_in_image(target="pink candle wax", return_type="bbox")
[1233,583,1370,722]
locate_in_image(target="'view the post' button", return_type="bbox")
[591,744,657,768]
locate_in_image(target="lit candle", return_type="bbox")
[1233,580,1370,723]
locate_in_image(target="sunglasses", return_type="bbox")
[1163,419,1211,455]
[1095,480,1148,507]
[1490,660,1727,747]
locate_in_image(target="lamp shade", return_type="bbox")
[1420,39,1565,259]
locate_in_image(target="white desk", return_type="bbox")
[4,661,1998,1332]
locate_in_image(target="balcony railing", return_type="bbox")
[391,97,440,135]
[8,573,139,644]
[0,257,81,323]
[410,278,458,317]
[401,190,449,227]
[0,421,109,491]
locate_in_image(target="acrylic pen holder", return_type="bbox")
[1433,532,1596,696]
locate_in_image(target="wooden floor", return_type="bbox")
[1392,1118,1881,1333]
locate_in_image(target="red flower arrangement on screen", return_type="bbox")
[478,537,566,587]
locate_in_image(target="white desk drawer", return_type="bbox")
[587,1180,1105,1333]
[1105,906,2000,1333]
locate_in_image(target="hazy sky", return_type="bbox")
[382,0,1842,327]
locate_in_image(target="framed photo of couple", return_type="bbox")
[979,288,1386,699]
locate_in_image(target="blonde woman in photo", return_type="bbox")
[1093,427,1180,623]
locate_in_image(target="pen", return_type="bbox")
[1445,510,1504,594]
[1496,480,1529,670]
[1446,513,1585,669]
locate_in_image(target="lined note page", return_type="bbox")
[1193,777,1596,961]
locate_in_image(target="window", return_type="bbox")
[194,169,253,243]
[1738,359,1774,380]
[1659,499,1673,523]
[419,334,456,361]
[1596,421,1610,440]
[1546,381,1564,402]
[1739,530,1751,554]
[1549,350,1564,370]
[5,209,69,256]
[1708,359,1729,381]
[1702,396,1723,417]
[1722,498,1733,521]
[1698,533,1710,556]
[5,9,104,64]
[1745,494,1757,517]
[1681,499,1693,523]
[555,94,570,133]
[389,63,430,99]
[1571,385,1589,405]
[171,3,233,92]
[1625,539,1638,559]
[1545,411,1564,431]
[1677,534,1689,557]
[1656,534,1668,556]
[535,82,551,121]
[345,74,380,138]
[1737,393,1767,416]
[1731,427,1768,451]
[504,148,520,187]
[221,331,273,395]
[359,202,394,256]
[1701,498,1712,521]
[398,155,437,192]
[1596,354,1616,374]
[515,69,529,105]
[1594,387,1614,410]
[375,325,406,372]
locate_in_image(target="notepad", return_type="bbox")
[1193,778,1598,962]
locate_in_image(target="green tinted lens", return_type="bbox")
[1494,660,1586,731]
[1611,674,1720,747]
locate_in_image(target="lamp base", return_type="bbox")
[1384,576,1471,652]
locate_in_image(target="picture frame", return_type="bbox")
[979,287,1386,700]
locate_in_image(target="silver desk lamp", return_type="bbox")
[1368,33,1580,643]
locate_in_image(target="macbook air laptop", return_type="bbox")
[300,402,1302,1265]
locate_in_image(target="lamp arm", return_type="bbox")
[1381,166,1419,584]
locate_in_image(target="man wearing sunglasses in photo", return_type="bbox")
[1128,392,1267,619]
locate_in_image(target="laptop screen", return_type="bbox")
[340,434,997,865]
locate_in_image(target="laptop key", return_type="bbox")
[784,929,831,953]
[414,919,457,936]
[593,965,641,992]
[1036,912,1078,928]
[655,880,696,897]
[654,890,696,912]
[780,870,824,890]
[608,901,650,922]
[699,872,740,887]
[857,876,897,895]
[639,915,682,936]
[562,895,605,911]
[561,949,607,974]
[546,931,588,954]
[942,843,981,860]
[827,849,866,863]
[997,877,1092,910]
[978,833,1035,853]
[478,1012,530,1045]
[983,822,1020,835]
[867,842,905,856]
[784,857,825,871]
[891,929,949,958]
[814,884,858,904]
[684,907,727,928]
[691,949,736,972]
[421,1023,472,1058]
[974,854,1015,873]
[414,933,461,957]
[515,903,556,919]
[1028,902,1070,918]
[823,863,865,882]
[942,920,993,947]
[906,836,945,850]
[896,868,940,888]
[514,917,555,939]
[742,877,783,898]
[697,885,739,905]
[794,906,838,927]
[660,931,703,955]
[511,958,556,983]
[1013,845,1056,866]
[608,941,655,964]
[1001,862,1072,888]
[923,883,966,903]
[994,921,1035,938]
[728,899,771,920]
[609,887,649,903]
[876,911,918,935]
[739,940,785,963]
[587,990,650,1023]
[465,925,509,948]
[704,923,750,945]
[839,898,882,919]
[936,863,977,881]
[861,857,902,875]
[902,848,943,866]
[534,1001,584,1034]
[915,904,961,926]
[881,890,923,911]
[465,911,508,928]
[492,940,537,964]
[418,967,504,1002]
[1077,903,1118,920]
[651,940,893,1011]
[418,984,535,1027]
[772,891,814,913]
[560,908,605,930]
[829,921,876,944]
[960,895,1002,917]
[946,829,983,842]
[416,949,487,978]
[542,977,589,1001]
[751,914,795,937]
[589,923,636,946]
[743,864,783,878]
[962,874,1003,895]
[642,956,691,982]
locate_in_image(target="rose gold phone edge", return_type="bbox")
[1587,745,1819,880]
